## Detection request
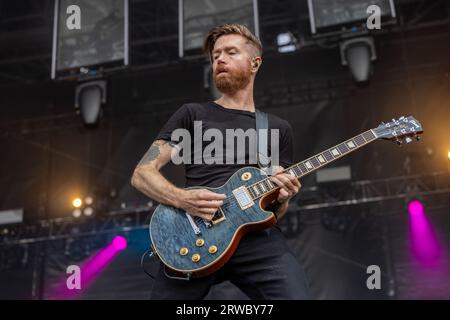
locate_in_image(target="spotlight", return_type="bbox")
[72,209,82,218]
[447,151,450,173]
[277,32,298,53]
[408,199,424,216]
[84,196,93,205]
[83,207,94,217]
[340,37,376,83]
[72,198,82,208]
[112,236,127,251]
[407,197,441,265]
[75,80,107,128]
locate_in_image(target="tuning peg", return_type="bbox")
[405,137,413,144]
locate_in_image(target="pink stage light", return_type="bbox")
[50,235,127,299]
[408,199,441,266]
[112,235,127,251]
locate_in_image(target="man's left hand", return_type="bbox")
[269,166,301,204]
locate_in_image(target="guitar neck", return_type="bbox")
[247,129,378,200]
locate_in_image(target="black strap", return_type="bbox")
[255,109,270,169]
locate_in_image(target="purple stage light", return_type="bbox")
[50,235,127,299]
[408,199,441,266]
[112,235,127,251]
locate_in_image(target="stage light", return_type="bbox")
[75,80,107,128]
[277,32,298,53]
[72,209,82,218]
[51,234,128,299]
[408,198,441,265]
[112,235,127,251]
[83,207,94,217]
[340,37,376,83]
[72,198,82,208]
[408,199,424,216]
[84,196,93,205]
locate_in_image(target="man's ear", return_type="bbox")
[252,56,262,70]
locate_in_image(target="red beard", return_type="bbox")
[213,63,252,94]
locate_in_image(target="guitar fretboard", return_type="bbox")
[246,129,378,200]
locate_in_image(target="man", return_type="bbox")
[131,24,310,299]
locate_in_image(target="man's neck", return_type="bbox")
[214,87,255,113]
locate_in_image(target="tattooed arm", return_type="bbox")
[131,140,225,220]
[131,140,180,206]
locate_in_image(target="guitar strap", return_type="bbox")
[255,109,271,171]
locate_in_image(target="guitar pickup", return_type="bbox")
[211,207,226,225]
[232,186,254,210]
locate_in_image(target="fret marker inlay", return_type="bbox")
[318,155,325,163]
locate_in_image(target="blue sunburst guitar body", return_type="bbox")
[149,116,423,278]
[150,166,278,278]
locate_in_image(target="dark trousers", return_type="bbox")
[150,225,310,300]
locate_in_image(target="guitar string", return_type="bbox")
[192,180,281,224]
[192,133,375,212]
[201,173,288,211]
[190,169,300,224]
[218,172,290,208]
[189,134,380,224]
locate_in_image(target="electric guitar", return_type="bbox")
[149,116,423,279]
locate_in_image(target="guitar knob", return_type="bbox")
[416,136,421,141]
[179,247,189,256]
[208,245,218,254]
[192,254,201,262]
[196,238,205,247]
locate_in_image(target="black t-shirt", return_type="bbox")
[155,101,294,188]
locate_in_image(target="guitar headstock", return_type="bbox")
[374,116,423,145]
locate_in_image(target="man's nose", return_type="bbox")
[216,52,227,64]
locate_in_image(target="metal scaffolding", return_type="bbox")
[1,171,448,247]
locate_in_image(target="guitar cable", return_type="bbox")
[140,249,156,279]
[140,248,192,281]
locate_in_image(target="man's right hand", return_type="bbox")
[178,189,226,221]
